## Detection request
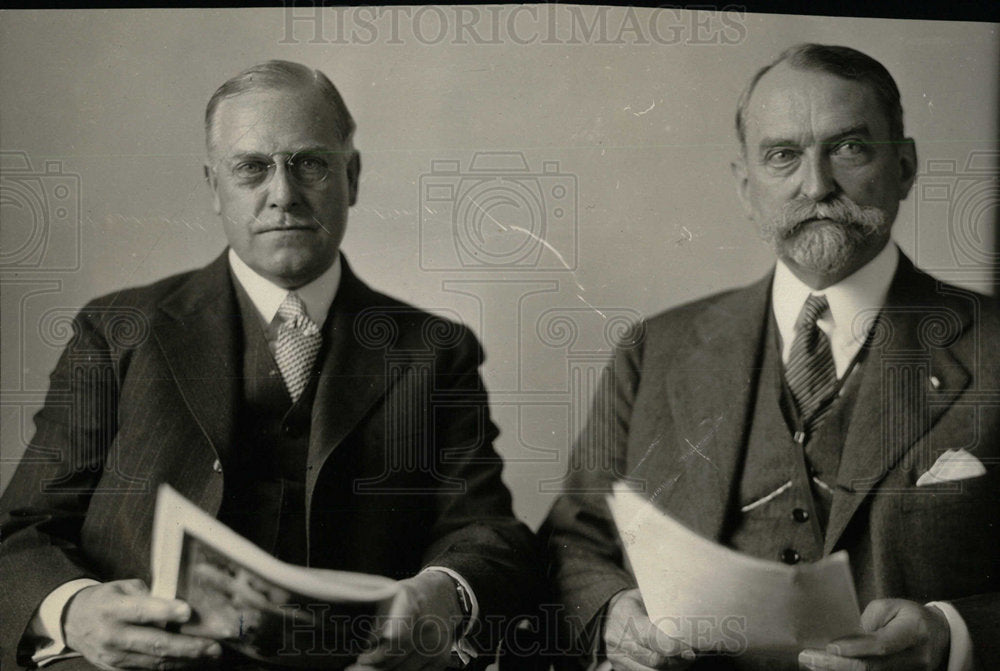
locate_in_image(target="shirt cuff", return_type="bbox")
[420,566,479,666]
[28,578,100,666]
[926,601,973,671]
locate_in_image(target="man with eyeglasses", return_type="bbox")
[0,61,538,671]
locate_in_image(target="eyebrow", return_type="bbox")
[225,145,340,161]
[756,123,874,152]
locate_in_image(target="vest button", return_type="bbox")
[212,459,223,474]
[780,548,800,565]
[792,508,810,523]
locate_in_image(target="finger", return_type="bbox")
[827,622,920,659]
[93,651,197,670]
[619,640,671,669]
[355,638,409,669]
[609,626,675,671]
[114,596,193,625]
[607,653,663,671]
[859,600,901,633]
[117,579,151,596]
[114,626,222,659]
[645,618,696,660]
[798,650,867,671]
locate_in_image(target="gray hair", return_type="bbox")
[205,60,355,154]
[735,44,905,149]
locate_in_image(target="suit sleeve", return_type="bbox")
[1,304,119,669]
[417,325,542,654]
[538,327,644,658]
[949,552,1000,667]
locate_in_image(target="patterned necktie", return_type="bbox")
[785,294,838,432]
[274,292,322,402]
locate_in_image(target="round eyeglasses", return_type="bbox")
[221,151,335,187]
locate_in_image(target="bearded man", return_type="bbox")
[542,43,1000,671]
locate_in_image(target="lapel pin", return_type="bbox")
[929,375,941,390]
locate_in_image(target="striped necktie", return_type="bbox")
[785,294,838,432]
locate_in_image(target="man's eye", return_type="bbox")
[765,149,797,167]
[295,157,328,174]
[233,161,269,177]
[833,140,868,157]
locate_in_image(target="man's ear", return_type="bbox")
[347,151,361,207]
[204,163,222,215]
[731,154,754,220]
[897,138,918,201]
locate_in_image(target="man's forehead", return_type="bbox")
[210,86,341,154]
[743,64,887,144]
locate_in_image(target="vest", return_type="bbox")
[727,309,866,565]
[710,311,867,671]
[215,279,320,567]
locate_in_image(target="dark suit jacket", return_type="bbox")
[542,254,1000,668]
[0,252,539,669]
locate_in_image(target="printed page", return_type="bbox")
[151,484,398,667]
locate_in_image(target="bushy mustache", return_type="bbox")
[774,195,887,238]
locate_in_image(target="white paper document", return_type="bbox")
[608,482,861,654]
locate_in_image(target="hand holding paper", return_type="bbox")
[798,599,951,671]
[608,482,861,660]
[604,588,696,671]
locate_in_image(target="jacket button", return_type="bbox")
[780,548,800,565]
[212,459,223,473]
[792,508,810,523]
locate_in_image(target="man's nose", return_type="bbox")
[799,152,836,202]
[266,161,300,209]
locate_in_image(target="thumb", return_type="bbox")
[859,599,901,633]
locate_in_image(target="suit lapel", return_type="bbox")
[154,253,240,466]
[306,258,399,500]
[825,256,972,553]
[651,274,772,541]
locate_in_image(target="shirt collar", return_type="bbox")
[228,248,341,327]
[772,241,899,355]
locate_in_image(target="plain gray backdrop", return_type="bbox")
[1,7,997,528]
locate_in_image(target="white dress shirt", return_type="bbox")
[772,241,898,379]
[227,247,340,331]
[29,250,479,666]
[772,242,971,671]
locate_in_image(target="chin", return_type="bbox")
[780,222,870,276]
